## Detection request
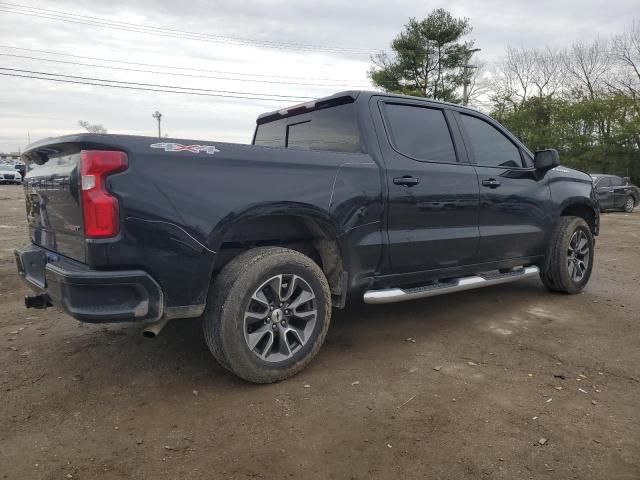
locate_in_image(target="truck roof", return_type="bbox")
[256,90,479,125]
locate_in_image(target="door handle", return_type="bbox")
[393,176,420,187]
[482,178,501,189]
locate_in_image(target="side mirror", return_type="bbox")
[534,149,560,170]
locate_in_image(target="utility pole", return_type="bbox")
[462,48,481,106]
[152,111,162,138]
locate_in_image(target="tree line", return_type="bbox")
[369,10,640,182]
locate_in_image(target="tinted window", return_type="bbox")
[253,120,285,147]
[383,103,456,163]
[610,176,624,187]
[460,114,523,168]
[286,104,361,153]
[254,103,361,153]
[596,177,612,188]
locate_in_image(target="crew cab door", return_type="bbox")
[455,112,551,263]
[373,99,479,274]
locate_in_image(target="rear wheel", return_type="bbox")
[203,247,331,383]
[540,216,594,294]
[624,196,635,213]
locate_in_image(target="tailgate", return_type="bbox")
[23,147,85,262]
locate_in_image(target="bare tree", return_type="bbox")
[506,46,537,105]
[563,39,611,98]
[78,121,107,134]
[488,46,538,111]
[611,20,640,97]
[531,48,566,97]
[464,62,493,109]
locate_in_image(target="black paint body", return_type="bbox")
[16,91,599,322]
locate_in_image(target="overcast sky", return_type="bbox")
[0,0,637,152]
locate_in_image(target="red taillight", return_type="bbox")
[80,150,128,238]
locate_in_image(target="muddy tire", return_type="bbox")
[203,247,331,383]
[540,216,594,294]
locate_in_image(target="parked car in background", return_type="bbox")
[590,174,638,212]
[14,160,26,178]
[0,162,22,184]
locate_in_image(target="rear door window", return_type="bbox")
[610,176,624,187]
[459,114,523,168]
[382,103,457,163]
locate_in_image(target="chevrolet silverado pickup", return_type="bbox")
[15,91,599,383]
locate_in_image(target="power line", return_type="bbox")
[0,2,374,55]
[0,52,371,88]
[0,2,371,53]
[0,44,371,83]
[0,67,312,100]
[0,69,312,103]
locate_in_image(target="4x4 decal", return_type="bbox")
[150,142,220,155]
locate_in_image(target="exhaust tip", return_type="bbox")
[141,317,170,339]
[141,330,157,339]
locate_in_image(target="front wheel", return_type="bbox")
[624,196,635,213]
[203,247,331,383]
[540,216,594,294]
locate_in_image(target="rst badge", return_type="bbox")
[150,143,221,155]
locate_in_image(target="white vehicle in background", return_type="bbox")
[0,162,22,184]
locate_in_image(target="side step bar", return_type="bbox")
[363,266,540,305]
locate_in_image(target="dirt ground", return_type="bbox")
[0,184,639,480]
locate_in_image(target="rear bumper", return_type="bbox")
[15,243,163,323]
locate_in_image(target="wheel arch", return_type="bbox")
[208,206,346,305]
[559,201,598,236]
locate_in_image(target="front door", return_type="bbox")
[456,112,552,263]
[375,100,480,274]
[594,176,614,209]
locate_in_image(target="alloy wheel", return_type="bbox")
[567,230,590,282]
[626,197,634,212]
[243,274,317,363]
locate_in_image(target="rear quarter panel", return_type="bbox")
[102,136,382,308]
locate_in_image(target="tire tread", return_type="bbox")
[540,216,593,294]
[202,247,331,383]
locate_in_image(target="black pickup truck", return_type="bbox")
[15,91,599,383]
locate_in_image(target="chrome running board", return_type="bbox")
[363,266,540,305]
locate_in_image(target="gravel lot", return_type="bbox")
[1,184,639,479]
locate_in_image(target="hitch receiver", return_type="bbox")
[25,293,52,309]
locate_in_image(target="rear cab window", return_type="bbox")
[253,103,362,154]
[253,121,285,147]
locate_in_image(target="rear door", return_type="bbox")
[456,112,551,263]
[23,149,85,262]
[374,99,479,274]
[610,176,627,209]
